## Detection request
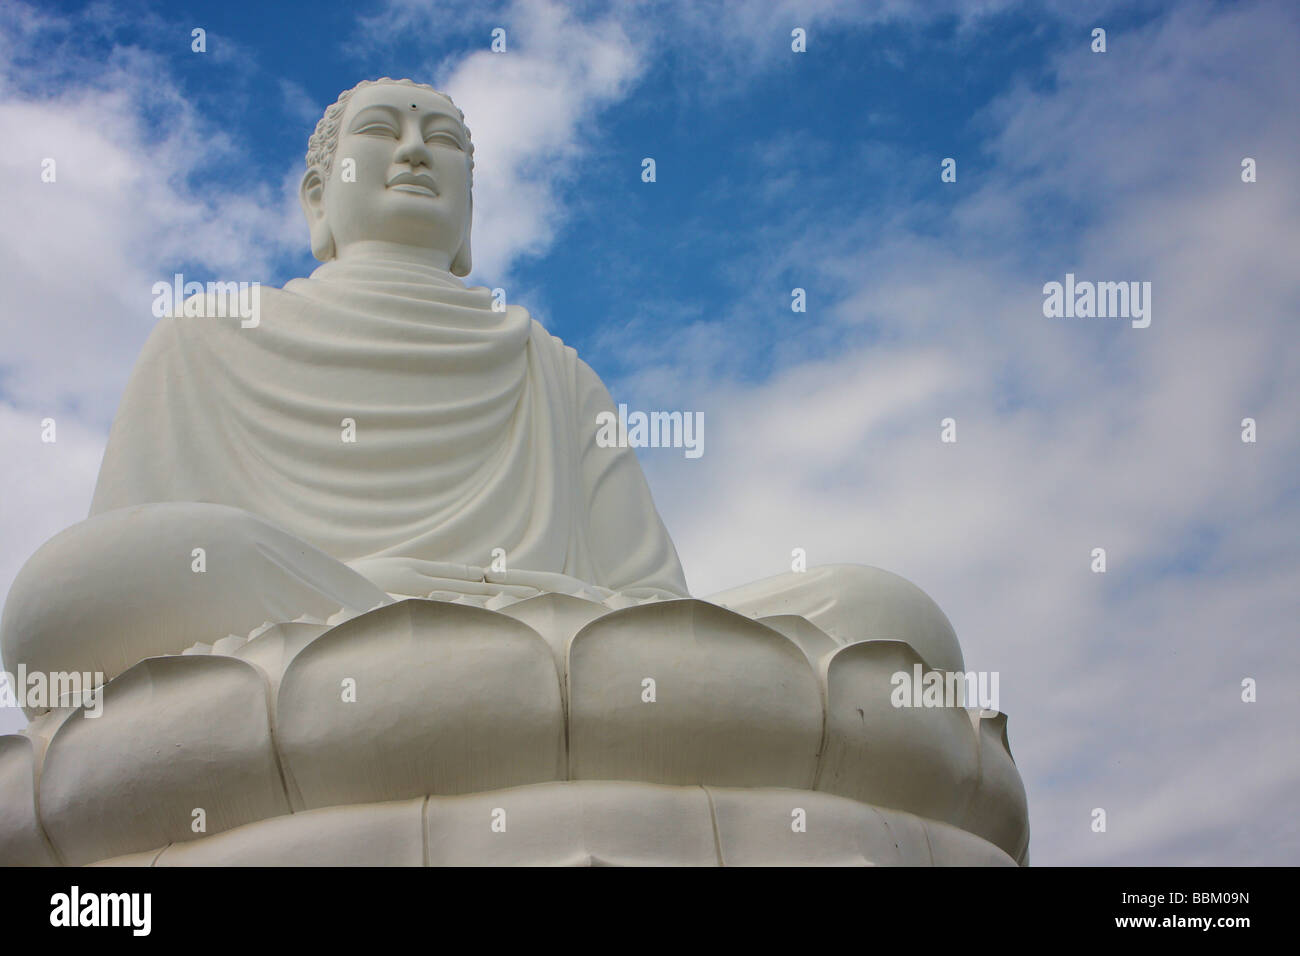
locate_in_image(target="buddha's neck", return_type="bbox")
[334,241,456,274]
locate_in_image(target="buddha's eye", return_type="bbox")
[425,131,464,150]
[355,122,399,137]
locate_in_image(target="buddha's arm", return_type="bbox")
[574,360,690,598]
[88,320,179,515]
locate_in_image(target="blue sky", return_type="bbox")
[1,0,1297,866]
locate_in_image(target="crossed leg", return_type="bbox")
[1,502,389,716]
[706,563,965,673]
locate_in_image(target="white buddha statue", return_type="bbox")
[0,79,1025,867]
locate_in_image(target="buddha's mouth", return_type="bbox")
[387,171,439,197]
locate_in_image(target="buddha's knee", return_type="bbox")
[710,563,964,673]
[1,503,386,705]
[802,565,963,672]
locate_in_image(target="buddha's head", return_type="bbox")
[301,78,475,275]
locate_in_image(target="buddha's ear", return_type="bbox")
[299,167,335,262]
[451,193,472,277]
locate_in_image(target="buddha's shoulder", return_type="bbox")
[521,317,608,386]
[138,283,298,347]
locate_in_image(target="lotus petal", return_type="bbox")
[497,592,610,668]
[87,848,165,867]
[816,641,979,826]
[156,797,425,866]
[0,735,59,865]
[961,709,1030,861]
[568,600,823,788]
[232,620,331,692]
[275,600,564,809]
[39,655,289,865]
[708,786,895,866]
[425,781,716,866]
[923,816,1018,866]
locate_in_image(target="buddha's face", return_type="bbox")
[302,83,472,271]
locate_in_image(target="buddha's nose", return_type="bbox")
[394,135,434,168]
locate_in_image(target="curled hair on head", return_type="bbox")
[304,77,475,185]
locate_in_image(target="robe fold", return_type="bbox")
[90,256,688,598]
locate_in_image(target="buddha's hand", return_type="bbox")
[346,556,487,599]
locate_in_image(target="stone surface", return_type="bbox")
[568,600,824,789]
[817,640,980,827]
[276,600,565,809]
[39,656,290,866]
[0,735,58,865]
[67,784,1017,867]
[156,798,426,867]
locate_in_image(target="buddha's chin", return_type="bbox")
[342,218,461,255]
[366,199,463,240]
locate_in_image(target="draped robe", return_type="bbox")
[89,256,688,600]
